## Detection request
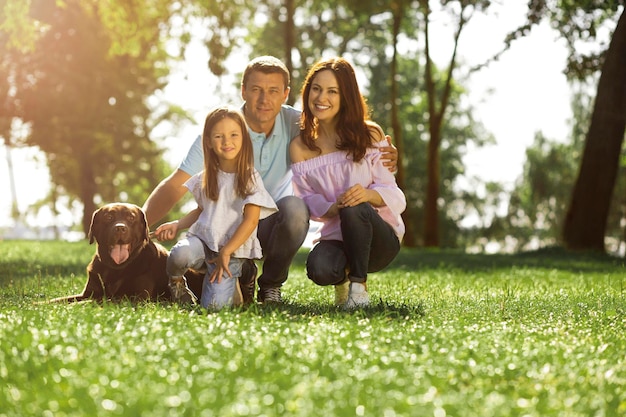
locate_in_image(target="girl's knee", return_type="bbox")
[169,244,193,266]
[168,239,205,272]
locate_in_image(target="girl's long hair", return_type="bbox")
[299,57,374,162]
[201,107,255,200]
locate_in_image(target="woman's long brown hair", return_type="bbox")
[299,57,374,162]
[201,107,255,200]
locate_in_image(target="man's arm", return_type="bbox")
[143,169,192,227]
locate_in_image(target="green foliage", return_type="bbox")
[484,81,626,253]
[2,0,185,233]
[1,241,625,416]
[189,0,257,76]
[499,0,622,79]
[550,0,623,78]
[0,0,38,51]
[245,0,400,102]
[97,0,179,58]
[504,131,582,249]
[367,51,495,248]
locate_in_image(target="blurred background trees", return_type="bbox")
[1,0,190,233]
[1,0,624,255]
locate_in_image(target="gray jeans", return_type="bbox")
[256,195,310,290]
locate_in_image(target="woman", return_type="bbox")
[289,57,406,309]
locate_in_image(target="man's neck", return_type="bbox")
[244,106,276,137]
[248,121,275,137]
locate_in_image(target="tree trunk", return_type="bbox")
[391,1,417,246]
[5,140,21,222]
[422,3,437,248]
[80,162,97,238]
[424,114,440,247]
[284,0,296,106]
[563,9,626,251]
[421,1,465,248]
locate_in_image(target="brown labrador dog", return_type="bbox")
[49,203,201,303]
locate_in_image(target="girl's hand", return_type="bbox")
[207,250,232,283]
[154,221,179,241]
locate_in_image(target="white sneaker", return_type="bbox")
[334,280,350,306]
[344,282,369,309]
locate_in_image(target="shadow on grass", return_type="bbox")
[293,245,624,274]
[235,299,427,322]
[0,240,91,284]
[0,261,86,284]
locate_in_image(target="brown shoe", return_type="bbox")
[232,279,243,307]
[169,276,198,305]
[334,279,350,306]
[239,259,257,305]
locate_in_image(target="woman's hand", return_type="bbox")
[338,184,369,207]
[339,184,384,208]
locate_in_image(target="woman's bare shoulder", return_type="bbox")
[289,135,307,163]
[366,121,386,143]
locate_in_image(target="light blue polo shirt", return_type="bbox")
[178,104,301,202]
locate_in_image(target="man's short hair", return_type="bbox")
[242,56,290,91]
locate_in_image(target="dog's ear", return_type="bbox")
[138,206,150,241]
[88,208,101,244]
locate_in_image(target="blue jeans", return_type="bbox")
[201,250,244,309]
[306,203,400,285]
[166,235,206,277]
[167,236,244,308]
[257,196,309,290]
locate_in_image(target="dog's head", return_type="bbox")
[88,203,151,266]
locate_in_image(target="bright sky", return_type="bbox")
[0,1,574,230]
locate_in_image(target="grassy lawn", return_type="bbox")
[0,240,624,416]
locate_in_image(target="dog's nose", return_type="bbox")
[115,223,127,233]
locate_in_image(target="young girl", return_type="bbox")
[155,107,277,309]
[290,57,406,309]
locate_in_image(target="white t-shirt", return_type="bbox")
[185,169,278,259]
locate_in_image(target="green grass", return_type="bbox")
[0,241,625,416]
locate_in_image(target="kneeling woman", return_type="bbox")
[290,57,406,309]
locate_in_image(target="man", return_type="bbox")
[143,56,397,304]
